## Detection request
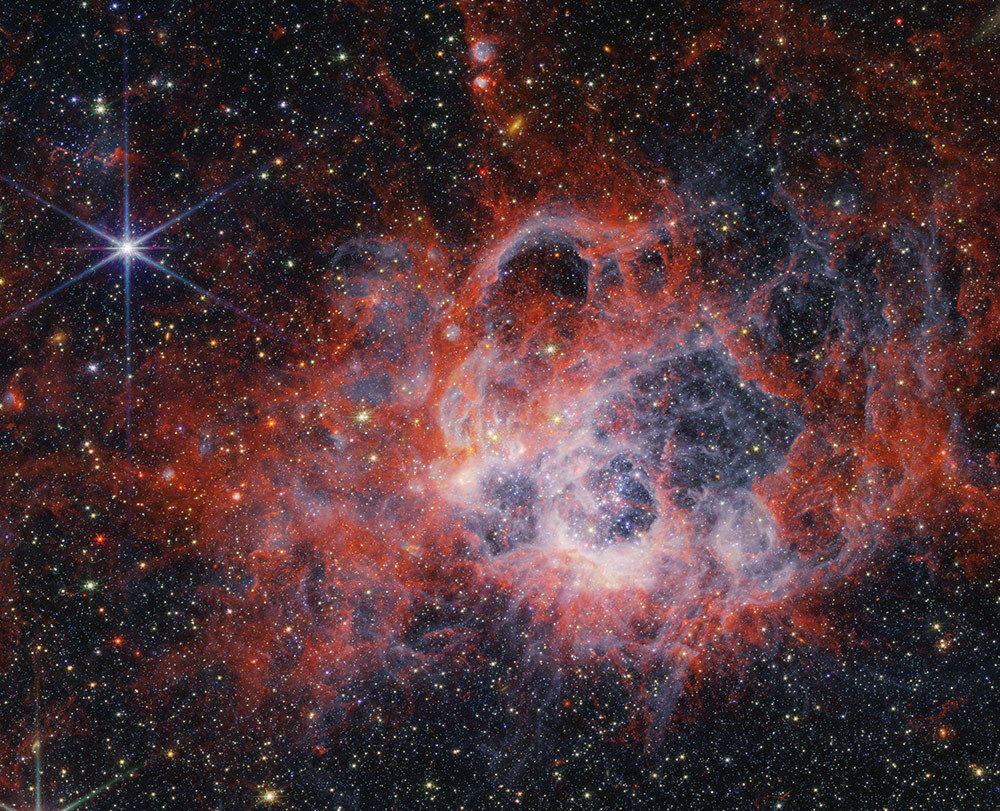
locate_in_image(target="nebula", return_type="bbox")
[150,178,992,744]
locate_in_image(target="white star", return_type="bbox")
[118,241,138,258]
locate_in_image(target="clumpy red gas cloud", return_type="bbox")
[128,0,1000,754]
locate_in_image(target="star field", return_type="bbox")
[2,1,1000,809]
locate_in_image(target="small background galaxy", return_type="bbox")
[2,0,1000,808]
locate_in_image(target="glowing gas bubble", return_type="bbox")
[470,40,496,63]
